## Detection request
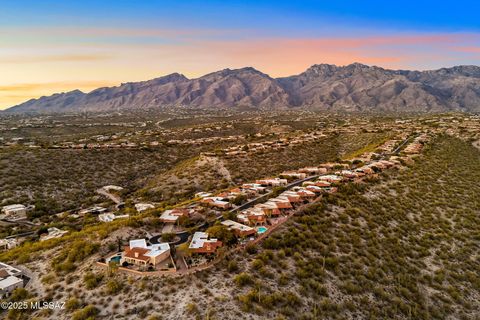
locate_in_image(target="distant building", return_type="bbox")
[194,192,212,199]
[98,213,129,222]
[0,238,18,251]
[159,208,190,223]
[200,197,232,210]
[78,206,107,216]
[317,175,343,183]
[40,227,68,241]
[299,167,328,175]
[1,204,29,221]
[103,185,123,191]
[135,203,155,212]
[280,171,307,179]
[255,178,288,187]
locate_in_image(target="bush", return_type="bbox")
[72,305,99,320]
[161,233,175,242]
[83,272,103,290]
[227,260,239,273]
[65,297,82,311]
[245,243,257,255]
[234,273,254,287]
[105,279,123,295]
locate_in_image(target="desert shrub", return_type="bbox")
[83,272,104,290]
[105,279,124,295]
[234,273,254,287]
[72,305,99,320]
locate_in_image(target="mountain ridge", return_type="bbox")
[5,63,480,113]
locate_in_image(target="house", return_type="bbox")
[319,163,349,170]
[312,180,337,193]
[317,175,343,183]
[159,208,190,223]
[78,206,107,216]
[256,202,281,216]
[0,238,18,251]
[189,232,222,254]
[1,204,28,221]
[238,208,267,225]
[280,171,307,180]
[98,213,129,222]
[255,178,288,187]
[337,170,359,180]
[200,197,232,210]
[102,185,123,192]
[314,180,332,187]
[293,188,316,199]
[227,187,244,196]
[135,203,155,212]
[378,160,395,168]
[195,192,213,199]
[40,227,68,241]
[299,167,328,175]
[0,275,23,298]
[221,220,256,237]
[281,191,303,203]
[270,197,293,211]
[305,185,324,193]
[124,239,171,266]
[356,167,375,175]
[241,183,267,194]
[1,204,26,216]
[0,262,24,298]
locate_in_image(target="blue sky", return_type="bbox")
[2,1,479,32]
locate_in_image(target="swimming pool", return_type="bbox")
[257,226,268,234]
[110,256,121,263]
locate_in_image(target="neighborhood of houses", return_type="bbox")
[0,112,478,301]
[91,133,429,276]
[1,132,429,281]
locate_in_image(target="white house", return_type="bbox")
[0,238,18,251]
[98,213,129,222]
[0,276,23,298]
[135,203,155,212]
[0,262,24,298]
[1,204,28,221]
[123,239,171,266]
[40,227,68,241]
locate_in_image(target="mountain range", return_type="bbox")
[5,63,480,113]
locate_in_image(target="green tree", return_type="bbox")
[206,224,236,246]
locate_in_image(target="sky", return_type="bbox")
[1,1,480,109]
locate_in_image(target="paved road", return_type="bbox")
[150,230,190,245]
[5,230,36,239]
[390,133,419,156]
[0,219,37,227]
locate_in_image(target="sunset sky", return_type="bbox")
[1,1,480,109]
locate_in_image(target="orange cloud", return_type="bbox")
[155,34,471,76]
[0,81,116,108]
[0,54,112,64]
[0,81,116,92]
